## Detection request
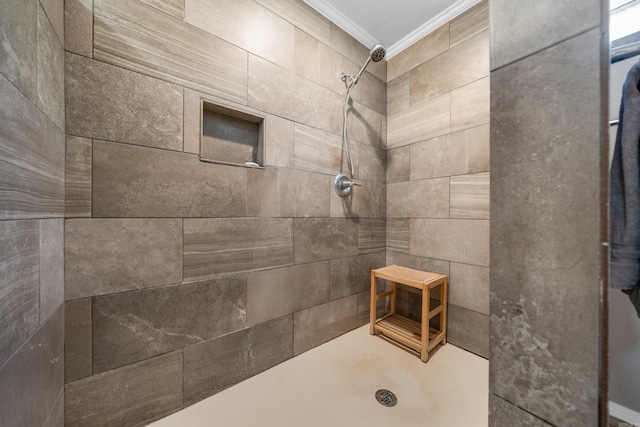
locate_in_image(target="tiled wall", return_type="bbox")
[385,1,490,358]
[489,0,607,425]
[0,0,66,425]
[62,0,386,424]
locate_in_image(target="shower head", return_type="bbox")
[370,44,386,62]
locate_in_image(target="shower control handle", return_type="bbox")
[334,173,362,197]
[345,180,362,187]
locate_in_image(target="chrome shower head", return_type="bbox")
[370,44,386,62]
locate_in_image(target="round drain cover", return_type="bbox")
[375,389,397,407]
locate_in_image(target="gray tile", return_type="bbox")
[411,31,489,105]
[387,23,449,81]
[387,178,449,218]
[256,0,331,46]
[183,218,294,280]
[490,0,601,70]
[358,218,386,254]
[447,304,488,358]
[411,219,489,267]
[330,23,385,82]
[410,124,490,180]
[182,88,202,155]
[0,306,64,427]
[93,275,247,373]
[489,394,553,427]
[451,77,489,133]
[40,0,64,45]
[65,136,92,218]
[387,72,410,116]
[490,29,602,426]
[37,4,65,131]
[385,252,450,277]
[449,262,489,315]
[185,0,294,71]
[139,0,184,19]
[386,145,410,184]
[265,114,295,168]
[94,0,248,104]
[294,123,354,175]
[92,140,247,217]
[387,93,450,149]
[356,282,389,327]
[0,220,40,367]
[450,172,490,219]
[66,53,183,151]
[183,315,293,406]
[450,0,488,48]
[64,0,93,58]
[247,262,330,326]
[65,351,183,427]
[386,218,410,254]
[330,180,386,218]
[65,299,92,383]
[294,218,358,264]
[0,0,37,102]
[247,167,331,218]
[357,143,386,183]
[65,219,182,300]
[39,219,64,322]
[330,253,385,301]
[0,74,65,220]
[294,295,358,355]
[43,388,64,427]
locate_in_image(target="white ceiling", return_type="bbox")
[303,0,482,59]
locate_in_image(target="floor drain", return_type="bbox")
[375,389,397,407]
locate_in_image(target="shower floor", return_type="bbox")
[150,325,488,427]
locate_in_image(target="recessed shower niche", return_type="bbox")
[199,98,265,167]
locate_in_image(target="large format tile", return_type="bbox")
[386,145,410,184]
[447,304,488,358]
[65,299,92,383]
[386,252,450,277]
[94,0,247,104]
[247,262,330,326]
[183,315,293,406]
[0,74,65,220]
[265,114,295,168]
[411,31,489,105]
[450,172,490,219]
[357,218,386,254]
[64,0,93,57]
[40,0,64,45]
[490,0,601,70]
[411,219,489,267]
[294,218,358,264]
[489,394,553,427]
[387,24,449,82]
[357,143,386,183]
[387,72,410,116]
[330,180,386,218]
[293,295,358,355]
[66,53,183,150]
[65,219,182,300]
[387,178,449,218]
[37,4,65,131]
[0,0,37,102]
[92,140,247,217]
[247,167,330,218]
[39,219,64,322]
[490,29,602,426]
[140,0,184,19]
[449,262,489,315]
[185,0,294,71]
[330,23,385,82]
[257,0,331,46]
[293,123,350,175]
[0,220,40,367]
[346,101,386,148]
[65,351,183,427]
[450,0,488,48]
[65,136,91,217]
[451,77,490,133]
[410,124,490,180]
[0,306,64,427]
[93,275,247,373]
[386,218,410,254]
[183,218,293,280]
[330,253,385,301]
[387,93,450,149]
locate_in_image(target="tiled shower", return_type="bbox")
[0,0,608,426]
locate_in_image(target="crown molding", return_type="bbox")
[610,401,640,425]
[303,0,377,48]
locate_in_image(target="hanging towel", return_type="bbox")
[611,60,640,318]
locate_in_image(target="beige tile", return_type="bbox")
[410,218,489,266]
[256,0,331,46]
[265,114,295,168]
[387,178,449,218]
[92,140,247,218]
[449,262,489,315]
[0,0,37,102]
[65,136,91,218]
[139,0,184,19]
[247,262,330,326]
[247,167,331,218]
[37,4,65,131]
[411,30,489,105]
[410,124,490,180]
[387,93,450,149]
[185,0,294,71]
[387,24,449,81]
[94,0,248,105]
[357,143,386,183]
[347,101,385,148]
[450,172,490,219]
[386,218,410,254]
[350,70,387,116]
[330,180,386,219]
[65,219,183,300]
[293,295,358,355]
[387,72,410,116]
[183,88,201,155]
[294,123,351,175]
[39,219,64,322]
[40,0,64,45]
[330,23,386,82]
[249,55,342,135]
[66,53,183,151]
[450,0,489,48]
[64,0,93,58]
[387,145,410,183]
[183,218,294,280]
[451,77,490,133]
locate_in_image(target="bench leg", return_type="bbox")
[370,270,377,335]
[441,278,447,345]
[421,284,429,363]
